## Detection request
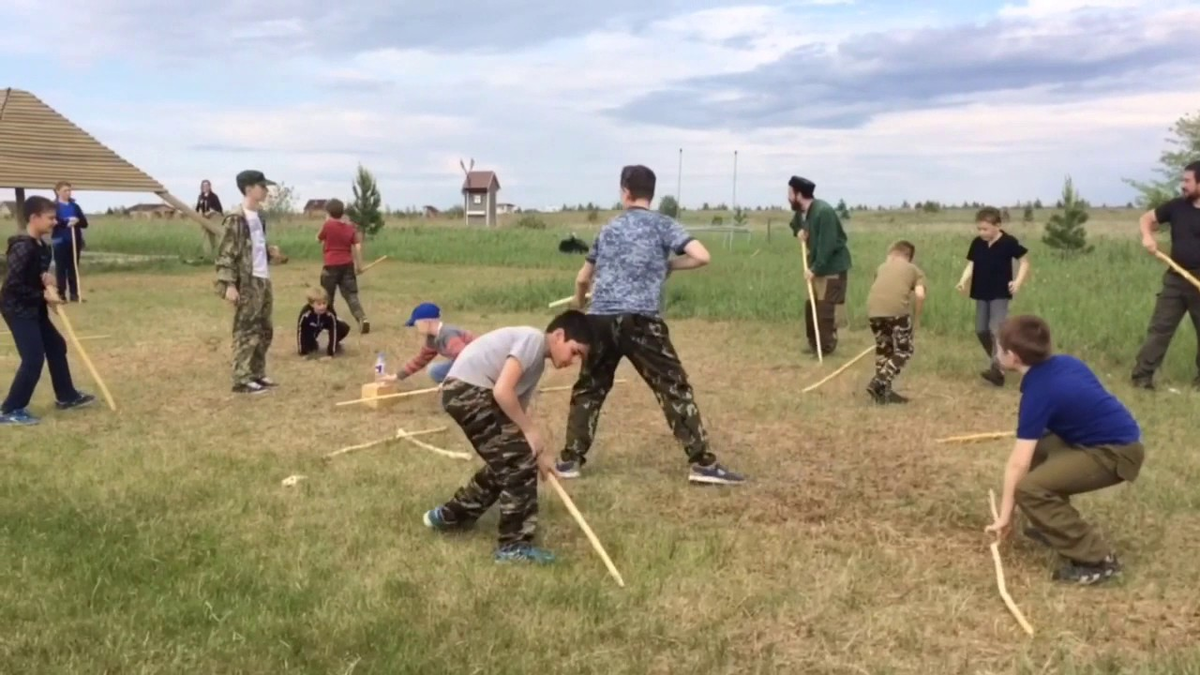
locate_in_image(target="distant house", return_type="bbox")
[303,199,329,217]
[462,170,501,227]
[125,203,177,219]
[0,201,15,219]
[423,205,441,218]
[497,202,517,215]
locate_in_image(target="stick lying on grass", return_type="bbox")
[54,305,117,411]
[545,473,625,588]
[935,431,1015,444]
[325,426,447,459]
[801,345,873,393]
[988,489,1035,637]
[335,379,628,407]
[1155,250,1200,292]
[396,427,473,461]
[359,255,388,274]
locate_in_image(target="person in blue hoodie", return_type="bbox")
[52,181,88,302]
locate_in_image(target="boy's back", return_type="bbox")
[1018,354,1140,447]
[867,258,925,318]
[318,218,357,266]
[587,208,693,317]
[445,326,547,406]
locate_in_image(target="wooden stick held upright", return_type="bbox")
[802,345,873,393]
[70,225,83,302]
[800,238,823,363]
[53,304,116,411]
[1155,250,1200,292]
[546,473,625,587]
[988,489,1035,636]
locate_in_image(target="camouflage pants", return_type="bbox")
[440,379,538,546]
[320,264,366,323]
[232,277,273,386]
[562,314,715,467]
[805,272,847,355]
[868,315,914,392]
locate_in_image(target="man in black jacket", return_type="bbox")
[1,196,94,426]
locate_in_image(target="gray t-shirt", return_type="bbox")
[587,207,693,317]
[444,326,547,408]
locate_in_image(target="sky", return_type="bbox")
[1,0,1197,212]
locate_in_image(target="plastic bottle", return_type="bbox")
[374,352,387,379]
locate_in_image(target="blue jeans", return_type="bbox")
[2,312,79,413]
[429,360,454,384]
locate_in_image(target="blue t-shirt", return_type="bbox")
[1017,354,1141,446]
[586,207,693,317]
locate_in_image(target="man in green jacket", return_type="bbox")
[788,176,851,355]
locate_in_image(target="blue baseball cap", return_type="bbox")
[405,302,441,327]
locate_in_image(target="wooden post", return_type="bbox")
[13,188,26,228]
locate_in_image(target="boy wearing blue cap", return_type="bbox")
[378,302,477,385]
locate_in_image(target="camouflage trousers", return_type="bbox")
[562,314,715,467]
[232,276,273,386]
[320,264,366,324]
[805,272,847,355]
[868,315,914,392]
[440,379,538,546]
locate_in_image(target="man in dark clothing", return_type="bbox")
[1131,160,1200,390]
[788,176,852,355]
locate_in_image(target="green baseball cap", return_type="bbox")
[236,170,277,192]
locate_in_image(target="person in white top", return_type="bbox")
[214,169,279,395]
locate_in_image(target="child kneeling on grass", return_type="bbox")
[1,196,95,426]
[985,314,1144,585]
[422,309,594,564]
[296,287,350,358]
[378,302,475,385]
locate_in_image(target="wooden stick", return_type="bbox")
[335,385,441,407]
[538,379,627,394]
[800,238,822,363]
[988,489,1035,636]
[545,473,625,588]
[77,335,111,341]
[70,225,83,302]
[1155,251,1200,292]
[325,426,447,459]
[549,292,591,309]
[935,431,1015,444]
[801,345,873,393]
[360,255,388,274]
[53,304,116,411]
[396,427,473,460]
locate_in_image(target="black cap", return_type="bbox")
[788,176,815,194]
[236,170,277,193]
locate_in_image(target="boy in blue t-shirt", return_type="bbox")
[985,315,1145,585]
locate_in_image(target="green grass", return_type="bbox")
[3,207,1199,673]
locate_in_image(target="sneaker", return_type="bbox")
[55,392,96,411]
[232,381,270,395]
[361,320,371,335]
[494,543,556,564]
[689,461,746,486]
[555,459,581,479]
[866,384,886,405]
[980,368,1005,387]
[0,409,40,426]
[255,377,279,388]
[1052,554,1122,585]
[422,506,472,532]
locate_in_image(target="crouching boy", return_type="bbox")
[422,310,594,564]
[985,315,1144,585]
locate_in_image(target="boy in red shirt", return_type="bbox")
[316,198,369,334]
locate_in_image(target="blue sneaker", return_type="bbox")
[0,409,40,426]
[494,543,556,564]
[555,459,581,479]
[55,392,96,411]
[688,462,746,486]
[422,506,471,532]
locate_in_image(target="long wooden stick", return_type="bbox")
[545,473,625,587]
[396,427,474,460]
[336,380,628,407]
[325,426,447,459]
[70,225,83,302]
[936,431,1014,444]
[536,378,627,394]
[360,255,388,274]
[988,489,1035,636]
[549,292,591,309]
[802,345,873,393]
[1155,250,1200,292]
[53,305,116,411]
[800,238,823,363]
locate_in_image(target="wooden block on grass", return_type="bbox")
[360,381,397,410]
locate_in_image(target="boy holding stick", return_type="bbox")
[377,302,476,385]
[317,198,370,334]
[422,310,594,563]
[1,196,95,426]
[865,240,926,404]
[985,315,1143,585]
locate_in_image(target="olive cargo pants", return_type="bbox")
[1131,269,1200,386]
[1016,434,1144,564]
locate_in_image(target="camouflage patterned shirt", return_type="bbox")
[586,207,693,317]
[214,204,270,298]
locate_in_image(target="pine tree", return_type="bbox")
[347,164,385,237]
[836,198,851,219]
[1023,205,1034,223]
[1042,176,1094,256]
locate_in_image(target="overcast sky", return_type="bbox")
[2,0,1197,212]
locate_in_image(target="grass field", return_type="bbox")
[3,207,1199,673]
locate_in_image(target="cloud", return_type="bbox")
[611,5,1200,131]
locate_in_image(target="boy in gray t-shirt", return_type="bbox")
[423,310,595,565]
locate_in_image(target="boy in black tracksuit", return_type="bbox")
[296,288,350,358]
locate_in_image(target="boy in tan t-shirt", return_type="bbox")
[865,240,927,404]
